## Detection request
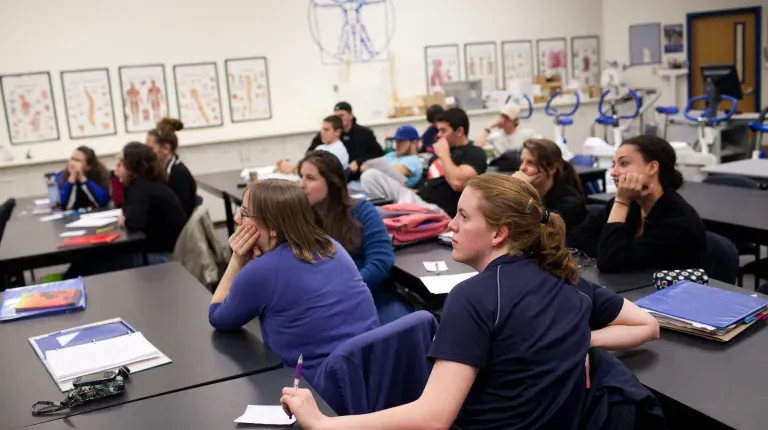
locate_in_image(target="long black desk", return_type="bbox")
[618,280,768,430]
[0,263,281,429]
[26,368,335,430]
[587,181,768,245]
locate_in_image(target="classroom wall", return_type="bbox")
[601,0,767,108]
[0,0,603,164]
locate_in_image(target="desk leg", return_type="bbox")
[224,194,236,236]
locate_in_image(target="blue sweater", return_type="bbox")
[54,171,110,210]
[208,239,380,385]
[351,199,395,292]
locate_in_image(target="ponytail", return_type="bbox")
[558,161,583,194]
[532,209,580,284]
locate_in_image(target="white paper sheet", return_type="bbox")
[59,230,87,238]
[420,272,478,295]
[56,332,79,346]
[240,166,300,182]
[234,405,296,426]
[34,198,50,206]
[423,261,448,272]
[79,209,122,219]
[65,217,117,228]
[40,213,66,222]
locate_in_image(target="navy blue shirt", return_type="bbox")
[428,254,624,430]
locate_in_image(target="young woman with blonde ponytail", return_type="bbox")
[279,173,659,430]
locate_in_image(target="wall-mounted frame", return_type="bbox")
[60,68,117,139]
[118,64,169,133]
[663,24,684,54]
[571,35,601,86]
[224,57,272,122]
[0,71,60,145]
[464,42,498,93]
[629,23,662,65]
[536,38,568,79]
[424,44,460,94]
[501,40,534,88]
[173,62,223,129]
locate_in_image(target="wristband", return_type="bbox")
[614,199,630,207]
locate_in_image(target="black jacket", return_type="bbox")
[308,122,383,165]
[543,179,587,231]
[167,157,197,220]
[123,177,187,253]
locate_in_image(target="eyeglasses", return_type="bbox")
[567,248,595,268]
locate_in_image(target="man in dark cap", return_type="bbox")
[307,102,383,176]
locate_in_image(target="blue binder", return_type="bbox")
[31,319,135,358]
[0,278,86,322]
[635,281,768,329]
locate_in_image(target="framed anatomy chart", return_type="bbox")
[424,44,460,93]
[0,71,60,145]
[61,68,117,139]
[536,38,568,79]
[571,36,601,86]
[118,64,169,133]
[173,62,223,129]
[501,40,534,88]
[464,42,498,93]
[225,57,272,122]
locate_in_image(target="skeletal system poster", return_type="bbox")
[465,43,498,93]
[225,58,272,122]
[502,41,533,86]
[173,63,222,129]
[1,72,59,144]
[119,65,168,133]
[61,69,116,138]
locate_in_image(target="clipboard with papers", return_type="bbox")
[29,318,171,391]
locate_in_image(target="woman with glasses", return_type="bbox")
[208,179,379,386]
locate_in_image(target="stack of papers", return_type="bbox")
[635,281,768,342]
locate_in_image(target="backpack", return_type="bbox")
[380,203,450,245]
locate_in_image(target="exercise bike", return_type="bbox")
[544,89,580,160]
[505,93,534,120]
[748,106,768,159]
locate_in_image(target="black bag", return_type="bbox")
[489,149,521,172]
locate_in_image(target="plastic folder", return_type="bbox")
[635,281,768,330]
[0,278,87,322]
[57,233,120,247]
[32,319,135,358]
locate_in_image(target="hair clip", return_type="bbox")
[541,210,550,225]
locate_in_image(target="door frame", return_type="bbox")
[686,6,762,110]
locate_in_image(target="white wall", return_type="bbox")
[602,0,767,109]
[0,0,603,164]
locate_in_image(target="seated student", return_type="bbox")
[421,104,444,153]
[116,142,187,264]
[360,125,423,188]
[55,146,110,210]
[512,138,587,230]
[145,117,197,219]
[569,135,707,272]
[473,103,542,157]
[280,173,660,430]
[360,108,487,217]
[208,179,380,384]
[278,115,349,173]
[298,151,413,324]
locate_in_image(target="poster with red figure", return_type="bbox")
[61,68,116,139]
[173,62,223,129]
[225,57,272,122]
[424,45,460,94]
[118,64,169,133]
[536,38,568,80]
[0,72,60,145]
[571,36,601,86]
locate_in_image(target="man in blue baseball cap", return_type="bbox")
[359,125,423,188]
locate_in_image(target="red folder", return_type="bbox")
[56,233,121,248]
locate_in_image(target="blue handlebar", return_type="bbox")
[683,95,738,124]
[505,94,533,119]
[598,89,642,120]
[545,90,580,117]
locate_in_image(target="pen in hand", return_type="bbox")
[286,353,303,419]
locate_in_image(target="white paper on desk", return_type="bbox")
[420,272,478,294]
[423,261,448,272]
[79,209,122,219]
[59,230,87,238]
[34,198,50,206]
[39,213,66,222]
[65,217,117,228]
[235,405,296,426]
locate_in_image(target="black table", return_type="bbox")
[0,263,281,429]
[8,196,49,220]
[0,211,147,287]
[587,181,768,245]
[618,280,768,430]
[26,368,335,430]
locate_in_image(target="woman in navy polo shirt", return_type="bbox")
[280,173,659,430]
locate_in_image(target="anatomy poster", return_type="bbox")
[571,36,600,86]
[537,38,568,80]
[61,68,116,139]
[502,40,534,88]
[464,42,498,93]
[225,57,272,122]
[424,45,460,94]
[119,64,169,133]
[173,62,223,129]
[0,72,59,144]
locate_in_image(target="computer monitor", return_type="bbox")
[700,64,743,116]
[443,80,484,111]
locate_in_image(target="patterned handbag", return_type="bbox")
[653,269,709,290]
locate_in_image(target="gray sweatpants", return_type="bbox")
[360,169,444,213]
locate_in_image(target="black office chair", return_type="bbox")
[195,195,204,207]
[0,198,16,243]
[758,283,768,295]
[705,231,739,285]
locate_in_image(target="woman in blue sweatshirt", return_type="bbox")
[55,146,110,210]
[297,150,414,324]
[208,179,380,385]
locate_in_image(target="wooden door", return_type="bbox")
[689,9,759,112]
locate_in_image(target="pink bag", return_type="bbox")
[381,203,450,245]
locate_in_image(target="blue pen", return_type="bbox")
[287,354,303,419]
